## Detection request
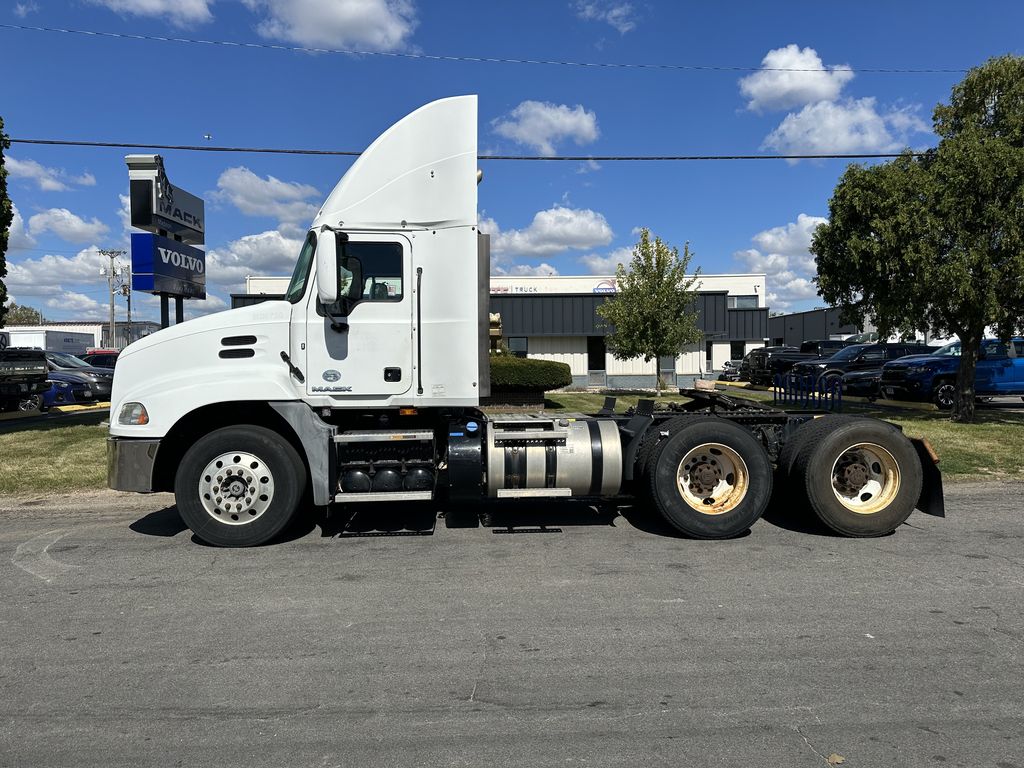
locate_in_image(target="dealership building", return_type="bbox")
[236,272,770,389]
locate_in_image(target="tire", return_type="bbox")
[776,415,857,479]
[932,379,956,410]
[18,394,42,412]
[792,419,923,537]
[633,416,703,485]
[174,425,306,547]
[443,505,479,528]
[644,418,773,539]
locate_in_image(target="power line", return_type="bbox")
[0,23,970,74]
[9,138,928,161]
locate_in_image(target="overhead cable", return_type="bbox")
[9,138,929,161]
[0,24,970,74]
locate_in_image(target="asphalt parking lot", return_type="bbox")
[2,484,1023,768]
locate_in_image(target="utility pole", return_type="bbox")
[99,249,126,348]
[120,263,133,345]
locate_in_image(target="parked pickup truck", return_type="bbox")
[791,342,936,385]
[0,348,49,412]
[880,338,1024,409]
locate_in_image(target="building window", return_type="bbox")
[728,295,759,309]
[730,340,745,360]
[705,340,714,371]
[659,355,675,371]
[507,337,528,359]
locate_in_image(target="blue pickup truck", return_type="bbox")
[880,338,1024,409]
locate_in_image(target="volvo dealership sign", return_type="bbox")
[126,155,207,324]
[131,233,207,299]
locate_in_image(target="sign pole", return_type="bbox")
[175,297,184,324]
[160,295,169,329]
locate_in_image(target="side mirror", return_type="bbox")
[316,229,339,306]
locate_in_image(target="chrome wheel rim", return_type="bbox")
[198,451,275,525]
[675,443,749,515]
[830,442,900,514]
[936,384,955,408]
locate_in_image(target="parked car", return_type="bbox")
[790,342,937,385]
[0,348,49,412]
[746,346,806,385]
[81,351,119,368]
[737,351,755,382]
[880,338,1024,409]
[44,351,115,401]
[840,369,883,400]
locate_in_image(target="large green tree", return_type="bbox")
[811,55,1024,422]
[0,116,11,329]
[597,228,702,394]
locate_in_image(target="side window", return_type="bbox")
[352,242,404,302]
[886,346,906,359]
[983,341,1008,359]
[861,347,885,363]
[322,241,404,316]
[1012,341,1024,358]
[507,337,528,359]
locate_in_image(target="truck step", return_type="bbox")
[496,487,573,499]
[334,430,434,444]
[333,491,434,504]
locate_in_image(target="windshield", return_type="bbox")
[285,232,317,303]
[48,352,91,368]
[933,341,961,357]
[828,345,868,362]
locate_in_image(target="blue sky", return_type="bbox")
[2,0,1022,322]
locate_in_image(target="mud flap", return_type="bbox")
[911,437,945,517]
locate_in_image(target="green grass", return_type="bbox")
[0,424,109,495]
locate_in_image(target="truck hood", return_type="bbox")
[118,301,293,361]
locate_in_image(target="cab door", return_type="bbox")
[304,234,414,399]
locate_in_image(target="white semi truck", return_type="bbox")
[107,96,944,547]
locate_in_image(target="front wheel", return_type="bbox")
[932,380,956,410]
[174,425,306,547]
[18,394,42,412]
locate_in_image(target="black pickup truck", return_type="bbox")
[0,348,49,412]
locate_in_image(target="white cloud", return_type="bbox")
[27,208,110,243]
[88,0,213,25]
[762,97,929,156]
[734,214,827,311]
[6,246,109,289]
[242,0,417,50]
[577,246,632,274]
[14,2,39,18]
[739,44,854,112]
[214,166,320,226]
[492,101,599,156]
[572,1,637,33]
[43,291,105,317]
[483,205,613,260]
[493,262,560,277]
[6,156,97,192]
[7,204,36,251]
[204,230,304,291]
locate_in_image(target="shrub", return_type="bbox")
[489,356,572,391]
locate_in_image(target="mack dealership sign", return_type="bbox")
[126,154,205,245]
[131,233,207,299]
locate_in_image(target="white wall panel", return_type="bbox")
[527,336,587,375]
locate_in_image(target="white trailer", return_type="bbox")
[108,96,944,547]
[7,329,93,355]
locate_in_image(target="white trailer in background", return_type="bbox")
[107,96,944,547]
[6,329,93,355]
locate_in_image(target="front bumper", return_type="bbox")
[107,437,161,492]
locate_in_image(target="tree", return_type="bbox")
[0,116,11,329]
[5,302,42,325]
[811,55,1024,422]
[597,228,702,395]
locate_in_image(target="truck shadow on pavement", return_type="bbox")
[128,500,756,544]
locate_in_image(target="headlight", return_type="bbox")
[118,402,150,425]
